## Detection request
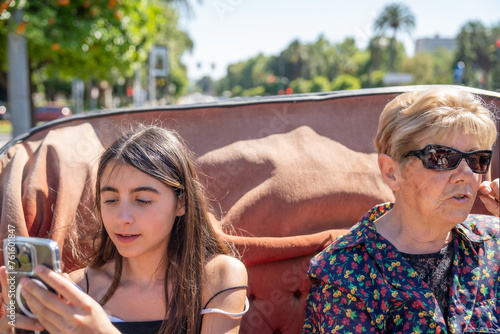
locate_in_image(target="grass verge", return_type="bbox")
[0,121,12,134]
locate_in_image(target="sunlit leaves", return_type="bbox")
[455,20,500,89]
[0,0,192,96]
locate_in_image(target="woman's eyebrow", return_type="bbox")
[100,186,118,193]
[131,186,159,194]
[100,186,160,194]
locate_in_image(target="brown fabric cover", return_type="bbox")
[0,86,498,333]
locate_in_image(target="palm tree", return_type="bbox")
[374,3,415,71]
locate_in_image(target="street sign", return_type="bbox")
[149,45,169,78]
[148,45,169,105]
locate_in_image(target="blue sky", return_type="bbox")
[180,0,500,80]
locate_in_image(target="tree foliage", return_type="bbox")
[455,20,500,89]
[373,3,415,38]
[0,0,192,107]
[212,17,499,98]
[216,35,373,97]
[215,35,393,97]
[373,3,415,71]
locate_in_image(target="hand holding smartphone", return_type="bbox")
[2,236,61,334]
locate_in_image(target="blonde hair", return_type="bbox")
[375,87,497,162]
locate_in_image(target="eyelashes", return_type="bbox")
[101,199,153,205]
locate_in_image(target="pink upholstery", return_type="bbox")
[0,86,498,333]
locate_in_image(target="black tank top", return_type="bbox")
[84,267,247,334]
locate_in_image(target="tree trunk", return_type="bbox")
[388,29,397,72]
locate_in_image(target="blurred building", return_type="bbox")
[415,35,457,54]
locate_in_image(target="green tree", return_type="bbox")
[274,39,308,81]
[400,53,434,84]
[242,86,265,97]
[367,36,389,72]
[330,74,361,91]
[401,49,454,85]
[374,3,415,71]
[219,53,271,93]
[430,48,454,84]
[0,0,192,116]
[301,35,336,80]
[334,38,359,76]
[195,75,215,95]
[491,24,500,90]
[310,76,330,92]
[271,36,337,82]
[455,21,499,89]
[289,77,313,94]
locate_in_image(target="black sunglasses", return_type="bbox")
[404,144,492,174]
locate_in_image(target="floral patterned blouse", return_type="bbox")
[303,203,500,334]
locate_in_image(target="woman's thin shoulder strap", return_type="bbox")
[84,266,90,294]
[203,285,248,309]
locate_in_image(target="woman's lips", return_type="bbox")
[451,193,470,203]
[115,234,140,243]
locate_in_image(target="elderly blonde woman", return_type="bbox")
[303,87,499,333]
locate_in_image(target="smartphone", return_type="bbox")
[3,236,62,334]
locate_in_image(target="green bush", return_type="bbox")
[242,86,265,97]
[331,74,361,91]
[289,78,313,94]
[310,76,331,92]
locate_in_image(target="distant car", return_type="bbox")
[35,105,72,122]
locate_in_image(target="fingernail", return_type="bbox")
[35,321,44,331]
[20,277,29,285]
[35,265,46,274]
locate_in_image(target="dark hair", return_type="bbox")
[90,125,229,333]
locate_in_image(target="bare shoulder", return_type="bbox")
[68,263,114,295]
[204,254,247,288]
[202,254,248,308]
[69,267,87,291]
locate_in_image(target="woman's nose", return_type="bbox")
[454,157,476,179]
[117,202,134,224]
